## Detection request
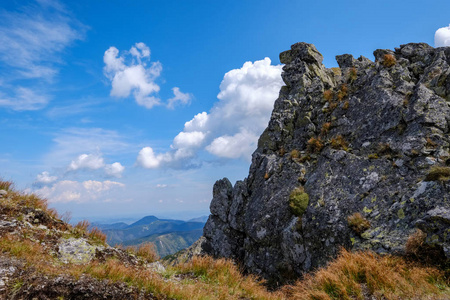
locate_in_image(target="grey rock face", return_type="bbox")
[202,42,450,284]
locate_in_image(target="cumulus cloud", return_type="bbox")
[69,153,104,171]
[35,171,57,184]
[137,57,283,168]
[104,162,125,178]
[35,180,124,203]
[68,153,125,177]
[167,87,192,109]
[435,25,450,47]
[103,43,162,108]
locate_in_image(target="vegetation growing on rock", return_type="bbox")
[289,187,309,217]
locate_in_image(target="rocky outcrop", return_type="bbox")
[202,42,450,284]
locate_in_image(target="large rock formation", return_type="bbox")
[202,42,450,284]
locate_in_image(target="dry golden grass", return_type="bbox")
[342,100,349,110]
[290,149,300,159]
[349,67,357,81]
[0,180,13,191]
[382,54,397,67]
[405,229,427,257]
[307,137,323,153]
[126,243,159,263]
[337,84,348,101]
[0,232,283,299]
[321,122,331,135]
[75,220,90,231]
[330,135,349,151]
[285,248,449,300]
[88,227,107,244]
[323,90,334,102]
[347,213,370,234]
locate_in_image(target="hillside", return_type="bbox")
[201,42,450,285]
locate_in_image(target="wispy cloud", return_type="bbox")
[0,87,49,111]
[136,57,283,169]
[0,0,86,111]
[45,127,129,167]
[0,0,85,80]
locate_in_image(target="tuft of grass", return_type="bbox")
[307,137,323,153]
[88,227,107,244]
[0,180,13,191]
[347,213,370,235]
[289,187,309,217]
[323,90,334,102]
[405,229,426,257]
[285,248,449,300]
[349,67,357,81]
[425,166,450,182]
[330,135,349,151]
[343,100,349,110]
[290,149,300,159]
[382,54,397,67]
[129,243,159,263]
[321,122,331,135]
[75,220,90,232]
[337,84,348,101]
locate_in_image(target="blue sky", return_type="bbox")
[1,0,450,223]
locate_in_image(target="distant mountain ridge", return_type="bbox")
[93,215,205,257]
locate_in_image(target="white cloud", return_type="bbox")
[136,147,166,169]
[35,180,124,203]
[0,0,85,80]
[136,57,283,168]
[167,87,191,109]
[0,87,49,111]
[35,171,57,184]
[435,25,450,47]
[103,43,162,109]
[69,153,104,171]
[206,129,259,159]
[0,0,85,111]
[104,162,125,178]
[67,152,125,178]
[156,184,167,188]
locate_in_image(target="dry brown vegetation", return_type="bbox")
[321,122,331,135]
[330,135,349,151]
[337,84,348,101]
[347,213,370,234]
[284,249,449,300]
[382,53,397,67]
[307,137,323,153]
[323,90,334,102]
